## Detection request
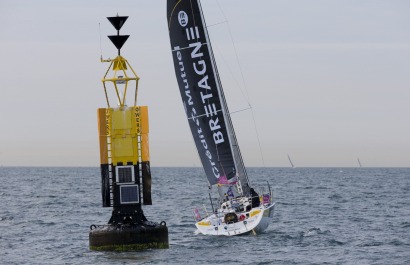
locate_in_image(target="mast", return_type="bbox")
[357,158,362,168]
[197,0,250,196]
[287,154,295,168]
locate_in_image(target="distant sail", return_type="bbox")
[167,0,250,196]
[287,154,295,168]
[357,158,362,167]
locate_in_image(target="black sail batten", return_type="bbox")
[167,0,251,197]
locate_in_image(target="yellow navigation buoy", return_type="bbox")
[89,15,168,251]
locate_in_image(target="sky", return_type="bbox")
[0,0,409,167]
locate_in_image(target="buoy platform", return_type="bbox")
[89,221,168,251]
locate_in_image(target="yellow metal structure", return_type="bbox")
[98,54,152,205]
[97,106,149,166]
[101,55,140,108]
[98,54,150,167]
[97,108,109,165]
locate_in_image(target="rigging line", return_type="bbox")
[250,108,266,167]
[213,44,249,107]
[186,107,251,121]
[187,110,222,120]
[99,22,103,58]
[207,20,228,28]
[215,0,250,106]
[171,42,208,52]
[230,107,251,115]
[210,3,249,107]
[215,0,266,167]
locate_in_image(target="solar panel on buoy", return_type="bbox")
[120,185,139,204]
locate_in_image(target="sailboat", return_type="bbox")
[287,154,295,168]
[357,158,362,168]
[166,0,275,236]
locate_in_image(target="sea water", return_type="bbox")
[0,167,409,264]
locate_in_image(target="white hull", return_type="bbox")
[195,202,275,236]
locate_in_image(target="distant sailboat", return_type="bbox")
[357,158,362,168]
[287,154,295,168]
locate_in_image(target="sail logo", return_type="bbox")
[178,11,188,27]
[173,45,220,179]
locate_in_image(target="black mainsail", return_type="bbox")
[167,0,250,197]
